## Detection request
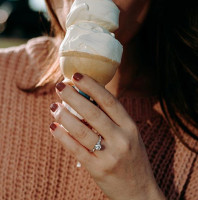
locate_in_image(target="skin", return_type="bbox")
[50,0,166,199]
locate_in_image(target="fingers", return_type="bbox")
[55,81,118,140]
[50,102,102,151]
[49,122,94,166]
[71,73,133,127]
[49,122,120,180]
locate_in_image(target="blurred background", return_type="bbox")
[0,0,50,48]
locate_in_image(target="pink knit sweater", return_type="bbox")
[0,37,197,200]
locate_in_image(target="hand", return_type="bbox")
[50,73,166,200]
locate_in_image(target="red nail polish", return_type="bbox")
[50,103,58,112]
[73,73,83,81]
[50,123,57,131]
[56,82,66,92]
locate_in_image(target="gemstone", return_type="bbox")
[95,144,101,151]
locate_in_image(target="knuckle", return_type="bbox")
[103,93,117,107]
[55,107,64,123]
[89,106,101,119]
[75,125,88,140]
[119,137,132,154]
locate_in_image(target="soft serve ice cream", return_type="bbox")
[60,22,122,64]
[59,0,123,86]
[65,0,120,32]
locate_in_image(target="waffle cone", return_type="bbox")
[60,51,119,86]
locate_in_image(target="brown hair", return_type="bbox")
[29,0,198,147]
[44,0,64,37]
[140,0,198,148]
[31,0,63,93]
[21,0,65,93]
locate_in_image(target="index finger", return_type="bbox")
[72,73,133,128]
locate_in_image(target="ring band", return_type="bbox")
[90,135,102,152]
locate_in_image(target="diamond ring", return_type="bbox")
[90,135,102,152]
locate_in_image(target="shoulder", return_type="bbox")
[16,36,59,89]
[25,36,57,56]
[0,36,55,57]
[0,36,57,70]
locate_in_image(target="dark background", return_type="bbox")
[0,0,50,47]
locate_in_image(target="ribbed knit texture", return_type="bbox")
[0,37,197,200]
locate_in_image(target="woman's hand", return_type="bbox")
[50,73,166,200]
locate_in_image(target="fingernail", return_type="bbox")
[56,82,66,92]
[73,73,83,81]
[50,123,57,131]
[50,103,58,112]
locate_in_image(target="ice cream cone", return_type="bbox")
[60,51,119,86]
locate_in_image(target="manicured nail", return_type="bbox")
[50,123,57,131]
[56,82,66,92]
[73,73,83,81]
[50,103,58,112]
